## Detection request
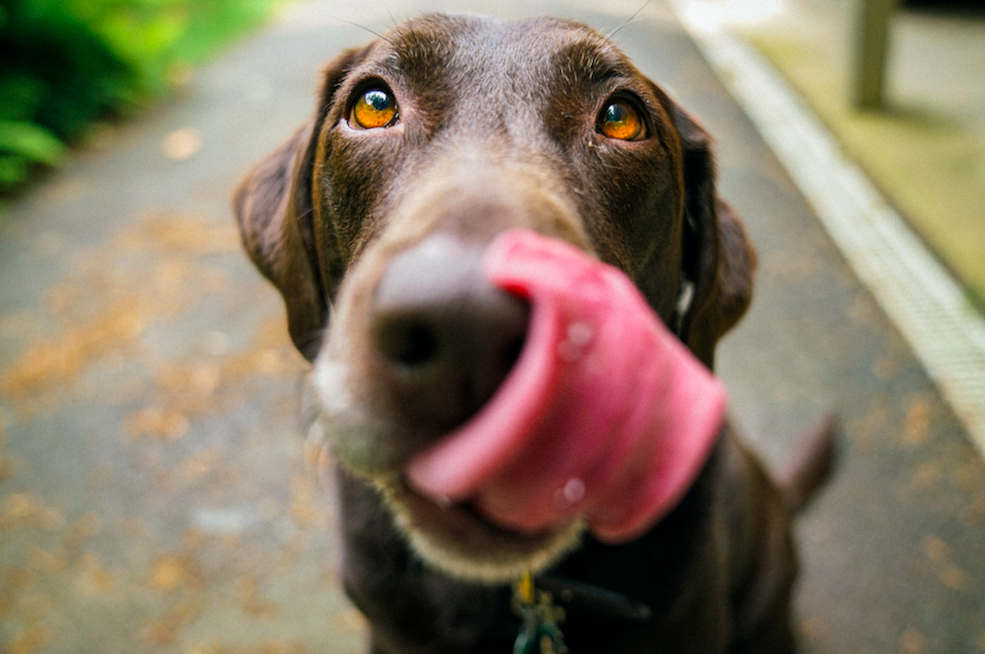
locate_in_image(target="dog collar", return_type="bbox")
[511,572,652,653]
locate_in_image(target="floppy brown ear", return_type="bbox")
[669,104,757,369]
[233,47,367,361]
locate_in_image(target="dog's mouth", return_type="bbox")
[376,476,586,583]
[304,398,581,583]
[400,230,726,544]
[314,229,726,583]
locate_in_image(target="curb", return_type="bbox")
[668,0,985,457]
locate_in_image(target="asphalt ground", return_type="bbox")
[1,1,983,652]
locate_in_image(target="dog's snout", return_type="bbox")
[371,235,530,433]
[374,316,441,368]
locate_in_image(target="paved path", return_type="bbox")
[1,1,983,652]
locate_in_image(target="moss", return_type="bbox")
[748,32,985,304]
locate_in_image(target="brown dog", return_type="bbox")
[234,14,833,653]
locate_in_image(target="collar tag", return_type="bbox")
[512,572,569,654]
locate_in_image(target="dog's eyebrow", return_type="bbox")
[377,26,454,86]
[551,40,629,88]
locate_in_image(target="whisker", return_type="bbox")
[606,0,652,40]
[330,15,396,45]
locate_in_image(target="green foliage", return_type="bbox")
[0,0,281,194]
[0,120,67,185]
[74,0,282,95]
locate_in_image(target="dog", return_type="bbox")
[234,14,834,653]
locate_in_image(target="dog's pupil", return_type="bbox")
[365,90,392,112]
[606,103,627,123]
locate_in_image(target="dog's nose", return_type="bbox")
[371,234,530,433]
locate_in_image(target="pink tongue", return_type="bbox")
[405,229,726,543]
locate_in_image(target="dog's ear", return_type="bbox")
[667,103,756,369]
[233,47,368,361]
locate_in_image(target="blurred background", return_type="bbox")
[1,0,983,652]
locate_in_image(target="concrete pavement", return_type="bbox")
[1,1,983,652]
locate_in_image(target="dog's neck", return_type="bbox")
[535,574,652,622]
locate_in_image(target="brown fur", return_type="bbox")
[234,14,832,653]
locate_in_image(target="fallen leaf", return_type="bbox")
[968,495,985,524]
[0,453,15,482]
[29,547,68,573]
[64,512,103,551]
[259,641,308,654]
[288,476,327,530]
[904,396,933,447]
[147,554,195,593]
[920,535,970,591]
[940,564,970,591]
[1,493,63,531]
[75,552,114,594]
[330,608,368,634]
[1,565,38,613]
[141,598,204,646]
[921,535,949,563]
[0,301,149,399]
[900,628,928,654]
[161,127,203,162]
[5,624,50,654]
[237,575,280,619]
[180,448,221,484]
[125,406,190,441]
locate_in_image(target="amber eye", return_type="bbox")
[598,100,645,141]
[351,88,398,129]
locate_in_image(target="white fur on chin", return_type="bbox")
[379,480,586,584]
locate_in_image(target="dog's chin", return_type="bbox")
[308,370,584,583]
[374,478,585,584]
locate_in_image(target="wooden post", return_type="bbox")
[852,0,898,109]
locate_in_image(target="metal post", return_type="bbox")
[852,0,898,109]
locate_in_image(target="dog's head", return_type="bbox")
[235,14,754,582]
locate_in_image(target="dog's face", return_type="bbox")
[235,14,754,582]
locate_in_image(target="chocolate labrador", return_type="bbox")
[234,14,834,653]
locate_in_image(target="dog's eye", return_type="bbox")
[598,100,645,141]
[351,89,398,129]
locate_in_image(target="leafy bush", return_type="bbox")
[0,0,280,194]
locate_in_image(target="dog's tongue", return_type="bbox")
[405,229,726,543]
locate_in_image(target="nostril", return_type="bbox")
[373,316,440,368]
[369,234,532,433]
[501,333,525,373]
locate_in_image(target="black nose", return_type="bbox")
[371,235,530,434]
